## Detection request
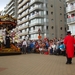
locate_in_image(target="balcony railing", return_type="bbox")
[18,18,29,25]
[29,30,38,34]
[18,8,23,14]
[66,6,75,13]
[29,22,44,27]
[29,29,43,34]
[29,5,43,13]
[18,0,29,9]
[18,0,21,4]
[29,13,44,20]
[18,25,29,30]
[66,0,69,2]
[22,4,29,11]
[19,31,28,36]
[29,0,43,6]
[66,0,74,2]
[67,17,75,24]
[18,11,29,19]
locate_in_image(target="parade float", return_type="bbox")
[0,14,21,55]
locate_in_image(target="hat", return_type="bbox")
[67,31,71,35]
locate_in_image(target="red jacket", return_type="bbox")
[64,35,75,58]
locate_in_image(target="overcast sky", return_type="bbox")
[0,0,10,11]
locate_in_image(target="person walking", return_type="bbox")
[64,31,75,64]
[22,39,27,54]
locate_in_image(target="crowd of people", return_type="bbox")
[18,37,65,56]
[17,31,75,64]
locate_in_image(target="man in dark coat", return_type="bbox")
[64,31,75,64]
[5,33,10,48]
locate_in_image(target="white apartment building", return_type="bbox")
[18,0,66,40]
[66,0,75,35]
[4,0,17,18]
[18,0,49,40]
[4,0,66,40]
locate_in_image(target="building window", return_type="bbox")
[44,11,46,15]
[60,6,62,10]
[61,34,63,37]
[29,35,31,38]
[51,26,54,29]
[46,3,47,8]
[60,20,62,22]
[51,19,53,21]
[65,27,66,31]
[46,26,48,30]
[70,3,73,5]
[46,11,48,15]
[51,12,53,15]
[60,27,62,30]
[51,5,53,7]
[52,33,54,36]
[60,13,62,15]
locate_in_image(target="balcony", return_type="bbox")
[18,0,29,9]
[29,13,44,20]
[66,6,75,13]
[9,11,14,15]
[29,29,44,34]
[29,6,43,13]
[18,18,29,25]
[22,4,29,11]
[18,11,29,20]
[18,8,23,14]
[66,0,69,2]
[18,25,29,30]
[29,30,38,34]
[29,22,44,27]
[18,5,29,14]
[18,0,22,4]
[66,0,74,2]
[19,31,28,36]
[29,0,43,6]
[67,17,75,24]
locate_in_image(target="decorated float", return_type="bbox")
[0,14,21,55]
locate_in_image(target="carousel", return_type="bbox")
[0,14,21,55]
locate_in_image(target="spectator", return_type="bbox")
[22,39,27,54]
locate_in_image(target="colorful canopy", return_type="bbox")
[0,14,17,30]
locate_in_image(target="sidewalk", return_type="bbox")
[0,54,75,75]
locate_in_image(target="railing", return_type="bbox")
[66,6,75,13]
[29,5,43,13]
[18,25,28,30]
[18,0,29,9]
[29,0,43,6]
[67,17,75,24]
[29,13,43,20]
[19,32,28,36]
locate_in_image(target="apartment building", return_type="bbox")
[66,0,75,36]
[17,0,66,40]
[48,0,67,39]
[4,0,66,40]
[4,0,17,18]
[18,0,48,40]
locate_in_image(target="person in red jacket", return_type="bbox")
[64,31,75,64]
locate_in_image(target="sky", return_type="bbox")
[0,0,10,11]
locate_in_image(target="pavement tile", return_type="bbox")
[0,54,75,75]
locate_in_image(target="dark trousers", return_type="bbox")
[66,54,72,64]
[22,45,26,54]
